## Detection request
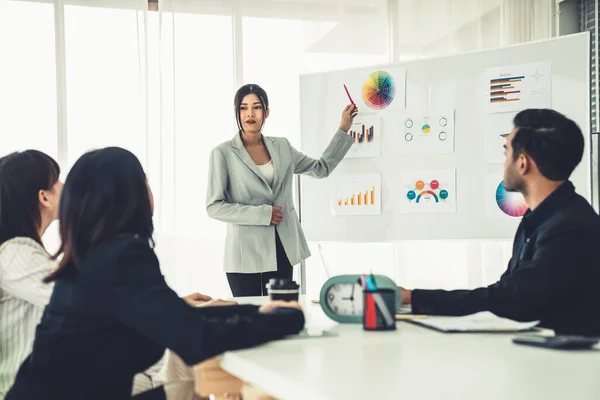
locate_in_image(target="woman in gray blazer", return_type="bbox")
[206,84,357,297]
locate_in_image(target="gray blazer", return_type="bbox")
[206,129,353,273]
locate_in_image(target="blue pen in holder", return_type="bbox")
[363,288,397,331]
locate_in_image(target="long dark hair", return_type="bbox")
[234,84,269,133]
[44,147,154,283]
[0,150,60,248]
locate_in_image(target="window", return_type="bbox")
[155,10,235,297]
[64,5,147,168]
[0,1,57,159]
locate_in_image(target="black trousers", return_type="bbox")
[226,231,293,297]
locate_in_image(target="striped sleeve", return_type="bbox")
[0,240,55,308]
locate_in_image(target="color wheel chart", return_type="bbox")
[362,71,396,110]
[330,173,382,216]
[495,180,527,217]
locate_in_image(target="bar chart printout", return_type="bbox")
[330,173,382,216]
[490,75,523,104]
[345,115,381,158]
[484,61,551,113]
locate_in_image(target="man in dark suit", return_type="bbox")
[401,109,600,336]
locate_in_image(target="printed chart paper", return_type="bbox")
[398,110,455,154]
[330,173,382,216]
[344,67,406,112]
[484,173,528,219]
[485,112,518,164]
[399,169,456,214]
[485,61,551,114]
[345,114,382,159]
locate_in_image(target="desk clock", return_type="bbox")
[319,274,401,323]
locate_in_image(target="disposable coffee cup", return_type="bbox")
[266,278,299,302]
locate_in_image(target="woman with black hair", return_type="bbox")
[6,147,304,400]
[0,150,62,399]
[207,83,357,297]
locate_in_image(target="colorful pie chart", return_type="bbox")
[362,71,396,110]
[495,180,527,217]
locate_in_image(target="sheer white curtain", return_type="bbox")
[0,0,60,251]
[149,0,236,297]
[63,3,148,169]
[0,1,58,159]
[394,0,554,59]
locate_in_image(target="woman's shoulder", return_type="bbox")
[0,237,50,274]
[0,237,47,263]
[0,237,45,253]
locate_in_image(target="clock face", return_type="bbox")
[325,282,363,317]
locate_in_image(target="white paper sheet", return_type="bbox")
[485,61,552,114]
[399,169,456,214]
[410,311,540,332]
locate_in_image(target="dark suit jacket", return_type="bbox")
[6,237,304,400]
[412,182,600,336]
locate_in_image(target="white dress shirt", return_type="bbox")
[0,237,55,398]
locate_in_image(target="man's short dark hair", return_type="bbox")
[512,109,584,181]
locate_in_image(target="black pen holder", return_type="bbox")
[363,288,396,331]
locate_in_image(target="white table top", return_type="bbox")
[221,296,600,400]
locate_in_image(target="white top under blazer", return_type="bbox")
[256,160,274,187]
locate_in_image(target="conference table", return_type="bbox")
[218,296,600,400]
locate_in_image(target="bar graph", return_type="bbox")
[331,173,382,216]
[489,75,523,104]
[485,62,551,113]
[346,115,381,159]
[337,186,376,207]
[348,124,374,144]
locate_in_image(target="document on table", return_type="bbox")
[408,311,540,333]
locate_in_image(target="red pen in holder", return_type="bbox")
[363,288,396,331]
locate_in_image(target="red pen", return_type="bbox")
[343,84,355,105]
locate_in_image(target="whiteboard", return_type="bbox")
[299,32,591,242]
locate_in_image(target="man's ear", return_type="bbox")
[518,153,531,176]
